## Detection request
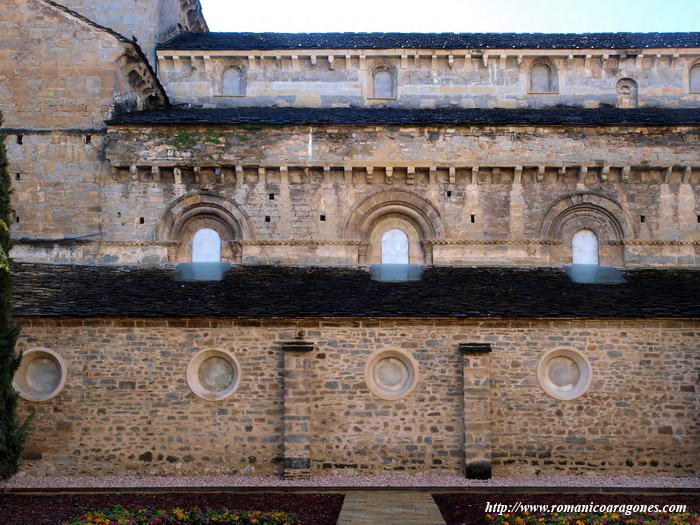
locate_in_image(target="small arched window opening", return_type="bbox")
[572,229,599,265]
[373,68,395,99]
[381,228,409,264]
[192,228,222,262]
[530,62,557,93]
[690,64,700,93]
[616,78,638,108]
[222,67,245,96]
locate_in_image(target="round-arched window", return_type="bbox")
[192,228,222,262]
[381,228,409,264]
[572,229,599,265]
[690,64,700,93]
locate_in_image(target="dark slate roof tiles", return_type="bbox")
[106,106,700,127]
[158,32,700,51]
[12,263,700,319]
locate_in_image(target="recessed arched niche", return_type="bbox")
[13,348,67,402]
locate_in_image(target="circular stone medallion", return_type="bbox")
[537,349,591,400]
[187,349,240,401]
[13,348,67,402]
[365,349,418,400]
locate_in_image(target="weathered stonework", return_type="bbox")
[14,318,699,478]
[156,50,700,109]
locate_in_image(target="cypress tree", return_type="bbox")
[0,111,31,480]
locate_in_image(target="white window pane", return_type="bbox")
[531,65,550,93]
[381,228,409,264]
[572,229,599,265]
[691,66,700,93]
[192,228,222,262]
[223,69,242,95]
[374,70,393,98]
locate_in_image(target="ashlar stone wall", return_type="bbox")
[156,49,700,109]
[14,318,699,478]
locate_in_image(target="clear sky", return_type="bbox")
[200,0,700,33]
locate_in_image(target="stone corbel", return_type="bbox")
[328,55,335,70]
[516,55,524,68]
[359,55,366,70]
[214,167,223,184]
[152,166,161,183]
[635,53,644,69]
[202,55,211,72]
[247,55,256,69]
[235,165,243,187]
[601,165,610,182]
[429,166,437,184]
[499,54,507,69]
[513,165,523,184]
[683,166,692,184]
[671,53,680,67]
[662,166,672,184]
[464,53,472,70]
[471,166,480,184]
[558,166,567,182]
[310,55,317,67]
[345,54,352,69]
[401,52,408,69]
[407,166,415,185]
[275,55,283,67]
[448,54,454,69]
[413,54,420,68]
[128,165,137,182]
[366,166,374,185]
[280,165,289,185]
[291,55,299,71]
[344,165,352,185]
[536,165,545,183]
[584,54,592,69]
[602,54,610,69]
[578,165,588,184]
[258,167,266,186]
[323,165,331,183]
[385,166,393,184]
[621,166,631,183]
[193,166,201,184]
[174,167,182,185]
[431,54,438,70]
[449,166,456,185]
[482,54,489,68]
[171,55,182,72]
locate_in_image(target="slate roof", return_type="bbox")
[12,263,700,319]
[106,106,700,127]
[158,32,700,51]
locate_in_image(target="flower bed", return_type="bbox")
[486,512,698,524]
[64,505,298,525]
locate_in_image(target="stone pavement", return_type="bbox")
[337,491,446,525]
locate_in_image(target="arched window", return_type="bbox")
[381,229,409,264]
[572,229,599,265]
[373,69,394,99]
[530,62,557,93]
[690,64,700,93]
[616,78,638,108]
[222,67,245,96]
[192,228,222,262]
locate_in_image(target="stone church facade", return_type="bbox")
[1,0,698,479]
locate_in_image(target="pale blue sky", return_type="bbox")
[200,0,700,33]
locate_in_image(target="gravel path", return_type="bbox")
[2,473,698,490]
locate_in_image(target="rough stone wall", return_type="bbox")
[14,124,698,265]
[57,0,207,66]
[14,318,699,477]
[156,51,700,109]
